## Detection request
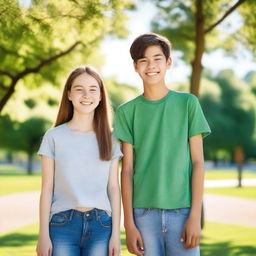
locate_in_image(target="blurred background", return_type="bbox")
[0,0,255,255]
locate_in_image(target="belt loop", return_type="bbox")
[69,209,74,221]
[95,208,99,220]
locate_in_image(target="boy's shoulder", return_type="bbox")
[171,90,198,100]
[116,95,142,112]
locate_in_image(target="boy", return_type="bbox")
[114,33,211,256]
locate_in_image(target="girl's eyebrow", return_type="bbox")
[72,84,99,88]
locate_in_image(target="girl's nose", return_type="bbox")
[82,90,89,97]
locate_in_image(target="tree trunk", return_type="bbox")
[190,0,205,97]
[234,146,244,187]
[27,153,33,175]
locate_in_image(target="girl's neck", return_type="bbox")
[142,84,169,101]
[68,112,94,133]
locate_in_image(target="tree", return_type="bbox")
[151,0,256,96]
[16,117,51,174]
[0,0,133,112]
[106,77,140,112]
[200,70,256,186]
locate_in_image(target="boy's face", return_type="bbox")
[134,45,172,86]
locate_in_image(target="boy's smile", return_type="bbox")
[134,45,171,86]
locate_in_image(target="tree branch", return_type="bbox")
[0,41,81,112]
[0,70,14,79]
[205,0,248,34]
[16,41,81,79]
[0,45,24,58]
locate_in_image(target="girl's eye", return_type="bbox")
[155,58,161,61]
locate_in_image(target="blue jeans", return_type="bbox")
[49,209,112,256]
[134,208,200,256]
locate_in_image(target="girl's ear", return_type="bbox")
[67,90,72,101]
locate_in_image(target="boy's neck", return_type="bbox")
[142,83,170,101]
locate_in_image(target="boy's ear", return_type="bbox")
[167,57,172,69]
[133,61,138,72]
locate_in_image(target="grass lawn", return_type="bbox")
[0,165,41,196]
[0,222,255,256]
[205,170,256,180]
[1,165,256,197]
[205,186,256,199]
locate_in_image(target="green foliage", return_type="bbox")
[105,77,140,111]
[200,70,256,159]
[150,0,256,62]
[0,114,51,154]
[0,0,132,111]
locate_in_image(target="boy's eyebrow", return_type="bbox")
[139,53,164,59]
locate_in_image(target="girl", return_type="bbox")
[36,66,122,256]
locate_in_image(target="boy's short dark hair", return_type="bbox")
[130,33,172,62]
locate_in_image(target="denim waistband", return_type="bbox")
[57,208,110,220]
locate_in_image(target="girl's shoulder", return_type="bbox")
[43,123,67,138]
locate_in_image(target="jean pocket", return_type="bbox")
[176,207,190,217]
[98,210,112,228]
[134,208,151,218]
[50,211,69,226]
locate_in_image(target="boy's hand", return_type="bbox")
[181,216,201,250]
[125,225,144,255]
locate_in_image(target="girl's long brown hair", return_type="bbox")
[55,66,112,161]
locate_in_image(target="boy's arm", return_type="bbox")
[121,142,144,255]
[182,133,204,249]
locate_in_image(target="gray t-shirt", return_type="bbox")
[38,123,122,218]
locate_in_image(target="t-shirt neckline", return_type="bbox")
[139,90,172,104]
[64,123,95,136]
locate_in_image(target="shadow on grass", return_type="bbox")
[201,238,256,256]
[0,233,38,247]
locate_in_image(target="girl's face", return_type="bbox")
[68,73,101,115]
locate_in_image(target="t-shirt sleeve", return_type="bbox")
[37,130,55,159]
[188,95,211,139]
[113,107,134,144]
[112,139,123,160]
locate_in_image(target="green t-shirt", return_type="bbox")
[114,90,211,209]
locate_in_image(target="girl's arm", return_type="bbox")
[107,158,121,256]
[36,156,54,256]
[182,133,204,250]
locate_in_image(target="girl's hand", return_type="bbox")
[181,216,201,249]
[125,225,144,255]
[109,234,121,256]
[36,235,52,256]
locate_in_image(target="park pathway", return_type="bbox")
[0,183,256,235]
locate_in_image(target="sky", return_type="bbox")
[100,1,256,88]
